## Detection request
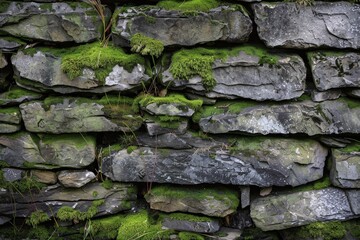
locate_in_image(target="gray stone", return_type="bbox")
[0,182,137,219]
[143,103,195,117]
[311,89,342,102]
[2,168,24,182]
[145,185,238,217]
[330,147,360,188]
[31,170,57,184]
[0,108,21,133]
[253,2,360,49]
[240,187,250,208]
[0,51,9,91]
[0,2,109,43]
[0,86,42,107]
[347,89,360,98]
[250,188,359,231]
[12,50,150,94]
[145,120,188,136]
[230,209,253,230]
[19,97,142,133]
[0,38,23,52]
[58,170,96,188]
[162,217,220,233]
[0,132,96,168]
[162,51,306,101]
[319,137,351,148]
[113,5,252,47]
[198,98,360,135]
[216,227,242,240]
[102,137,327,187]
[347,190,360,215]
[309,52,360,91]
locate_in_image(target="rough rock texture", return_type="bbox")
[250,188,360,231]
[145,120,188,136]
[102,137,327,187]
[311,89,342,102]
[143,103,195,117]
[0,38,23,52]
[58,170,96,188]
[0,108,21,133]
[20,97,142,133]
[145,186,238,217]
[113,6,252,47]
[0,52,10,91]
[162,51,306,101]
[2,168,24,182]
[253,2,360,49]
[347,89,360,98]
[162,217,220,233]
[0,2,108,43]
[0,132,96,168]
[12,51,150,94]
[0,182,137,219]
[330,146,360,188]
[31,170,57,184]
[308,52,360,91]
[0,87,42,106]
[198,99,360,135]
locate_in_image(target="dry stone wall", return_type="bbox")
[0,0,360,239]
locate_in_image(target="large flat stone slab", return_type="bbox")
[253,2,360,49]
[308,52,360,91]
[113,5,252,47]
[0,132,96,168]
[0,2,109,43]
[198,98,360,135]
[162,47,306,101]
[102,137,327,187]
[250,187,360,231]
[19,96,142,133]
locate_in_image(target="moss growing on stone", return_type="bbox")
[0,107,20,115]
[101,178,114,189]
[117,211,173,240]
[295,221,347,240]
[144,113,185,129]
[130,33,164,58]
[165,212,214,222]
[137,93,203,111]
[126,145,138,154]
[25,210,50,227]
[90,214,124,239]
[178,232,205,240]
[170,46,279,91]
[338,142,360,153]
[0,86,41,103]
[56,200,105,222]
[157,0,219,12]
[39,134,95,149]
[292,176,331,193]
[0,171,46,193]
[339,97,360,109]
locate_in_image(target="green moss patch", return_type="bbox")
[0,86,41,103]
[130,33,164,58]
[25,210,50,228]
[157,0,219,12]
[178,231,205,240]
[164,212,214,223]
[292,176,331,193]
[90,215,124,239]
[170,45,279,91]
[56,199,105,222]
[338,142,360,153]
[0,107,20,115]
[0,171,46,193]
[39,134,95,149]
[339,97,360,109]
[293,221,347,240]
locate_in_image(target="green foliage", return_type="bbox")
[126,145,138,154]
[56,200,105,222]
[165,212,214,222]
[157,0,219,12]
[339,142,360,153]
[178,231,205,240]
[25,210,50,227]
[296,221,346,240]
[101,179,114,189]
[0,171,46,193]
[0,86,41,103]
[90,215,124,239]
[130,33,164,58]
[117,211,173,240]
[0,107,20,114]
[293,176,331,193]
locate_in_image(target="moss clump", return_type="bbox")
[0,171,46,193]
[295,221,346,240]
[101,179,114,189]
[143,113,185,129]
[89,215,124,239]
[0,86,41,103]
[117,211,173,240]
[126,145,138,154]
[25,210,50,227]
[339,142,360,153]
[170,46,279,91]
[147,185,239,210]
[56,200,105,222]
[178,232,205,240]
[292,176,331,193]
[157,0,219,12]
[339,97,360,109]
[130,33,164,58]
[0,107,20,115]
[165,213,214,222]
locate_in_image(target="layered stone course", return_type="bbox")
[0,0,360,239]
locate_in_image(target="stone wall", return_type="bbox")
[0,0,360,239]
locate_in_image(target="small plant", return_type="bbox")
[26,210,50,228]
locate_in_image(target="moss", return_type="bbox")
[178,232,205,240]
[170,45,279,91]
[292,176,331,193]
[144,113,184,129]
[165,212,214,222]
[0,107,20,114]
[147,185,239,210]
[0,161,10,168]
[130,33,164,58]
[39,134,95,149]
[157,0,219,12]
[56,200,105,222]
[338,142,360,153]
[101,144,124,157]
[101,179,114,189]
[137,93,203,111]
[0,171,46,193]
[0,86,41,102]
[90,214,124,239]
[295,221,346,240]
[25,210,50,227]
[339,97,360,109]
[343,219,360,238]
[0,2,10,13]
[126,145,138,154]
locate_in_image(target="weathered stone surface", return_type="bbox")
[162,51,306,101]
[145,185,238,217]
[162,217,221,233]
[145,120,188,136]
[198,99,360,135]
[20,97,142,133]
[0,108,21,133]
[0,132,96,168]
[309,52,360,91]
[103,137,327,187]
[347,190,360,215]
[0,2,109,43]
[240,187,250,209]
[12,50,150,94]
[230,209,253,230]
[250,188,359,231]
[143,103,195,117]
[0,52,10,91]
[319,137,351,148]
[347,89,360,98]
[0,182,137,219]
[216,227,242,240]
[31,170,57,184]
[0,38,23,52]
[2,168,24,182]
[58,170,96,188]
[0,86,42,106]
[330,145,360,188]
[311,89,342,102]
[113,5,252,47]
[253,2,360,49]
